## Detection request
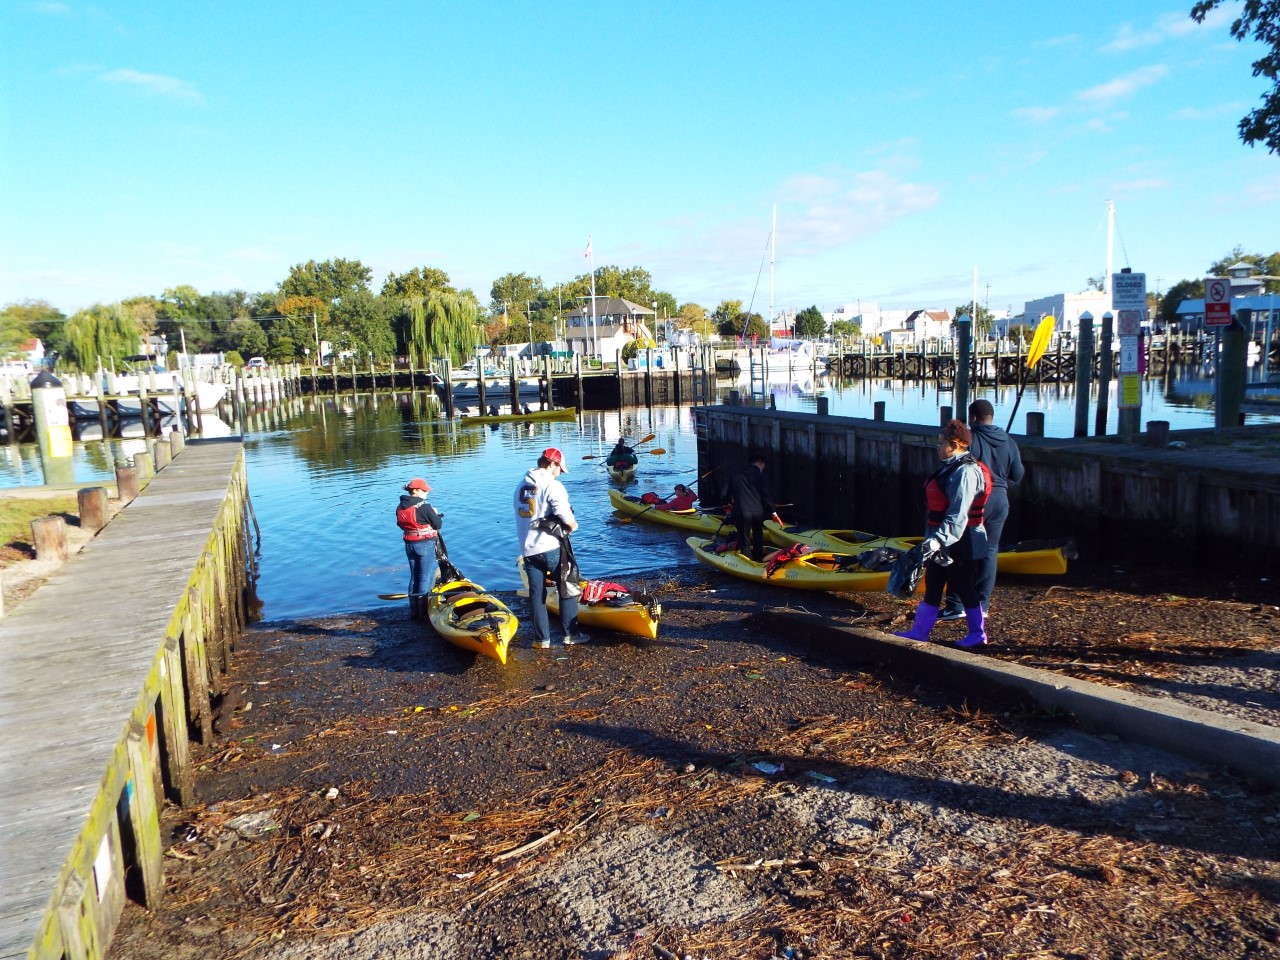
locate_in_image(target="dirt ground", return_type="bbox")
[104,556,1280,960]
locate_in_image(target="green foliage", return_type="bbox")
[406,293,481,366]
[793,306,826,338]
[1206,247,1280,290]
[1007,323,1033,344]
[1086,276,1105,292]
[279,258,373,308]
[714,298,767,339]
[490,272,547,316]
[224,350,245,368]
[711,299,744,330]
[1191,1,1280,153]
[2,299,65,357]
[952,303,997,338]
[382,266,455,300]
[1161,278,1205,326]
[64,303,141,369]
[830,319,861,338]
[226,318,269,359]
[333,288,396,361]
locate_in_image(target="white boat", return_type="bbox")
[108,360,227,412]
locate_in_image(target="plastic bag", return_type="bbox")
[886,543,927,599]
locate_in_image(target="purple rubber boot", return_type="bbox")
[956,606,988,648]
[896,602,939,642]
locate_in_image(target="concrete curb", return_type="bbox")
[775,611,1280,787]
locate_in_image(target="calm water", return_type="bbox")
[3,374,1276,620]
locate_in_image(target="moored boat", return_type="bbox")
[686,535,908,592]
[608,488,734,535]
[426,573,518,664]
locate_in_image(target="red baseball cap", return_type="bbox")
[404,477,431,492]
[541,447,568,473]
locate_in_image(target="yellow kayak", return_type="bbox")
[460,407,576,425]
[768,526,1072,576]
[609,488,734,535]
[426,576,518,664]
[548,580,661,639]
[686,536,906,592]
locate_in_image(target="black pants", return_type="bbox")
[923,529,981,609]
[741,515,767,562]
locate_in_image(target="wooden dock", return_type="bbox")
[0,439,252,960]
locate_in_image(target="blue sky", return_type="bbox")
[2,1,1275,318]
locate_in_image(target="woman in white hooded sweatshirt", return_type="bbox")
[514,447,585,648]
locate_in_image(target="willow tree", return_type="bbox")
[406,292,480,367]
[64,303,141,370]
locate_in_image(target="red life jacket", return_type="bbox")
[924,456,991,530]
[764,542,811,577]
[581,580,631,604]
[661,491,698,511]
[397,503,437,541]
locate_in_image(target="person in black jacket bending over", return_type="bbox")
[941,398,1025,619]
[731,452,782,562]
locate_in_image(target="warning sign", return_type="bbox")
[1119,373,1142,409]
[1205,277,1231,326]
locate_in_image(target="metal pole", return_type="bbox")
[1095,311,1114,436]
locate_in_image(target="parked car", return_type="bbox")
[245,357,268,369]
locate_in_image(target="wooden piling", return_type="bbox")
[31,515,67,561]
[78,486,109,534]
[116,465,139,504]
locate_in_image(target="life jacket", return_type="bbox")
[661,491,698,511]
[581,580,631,604]
[396,503,437,541]
[924,456,991,529]
[764,541,811,577]
[640,492,663,505]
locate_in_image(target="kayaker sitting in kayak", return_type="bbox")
[606,438,639,471]
[639,483,698,511]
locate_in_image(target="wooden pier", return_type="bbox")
[0,439,253,960]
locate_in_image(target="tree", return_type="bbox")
[334,289,397,361]
[490,272,547,317]
[830,319,861,338]
[793,306,826,338]
[1086,276,1105,292]
[1206,247,1280,290]
[275,295,329,358]
[713,300,767,338]
[382,267,455,300]
[952,303,997,339]
[225,318,269,359]
[406,293,481,366]
[1191,1,1280,153]
[63,303,141,369]
[278,258,372,308]
[1161,278,1205,327]
[1,299,65,357]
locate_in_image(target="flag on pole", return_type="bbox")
[583,236,592,259]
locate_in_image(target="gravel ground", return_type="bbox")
[109,559,1280,960]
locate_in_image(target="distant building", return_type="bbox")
[1174,262,1278,334]
[906,309,952,341]
[1021,291,1109,338]
[563,297,655,356]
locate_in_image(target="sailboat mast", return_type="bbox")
[1105,200,1115,299]
[770,204,776,336]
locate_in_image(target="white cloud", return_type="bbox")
[1076,65,1168,104]
[777,168,941,255]
[99,68,205,104]
[1244,173,1280,205]
[1109,177,1172,196]
[1102,8,1236,52]
[1176,101,1247,120]
[1012,106,1061,124]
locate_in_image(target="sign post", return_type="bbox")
[1112,270,1146,440]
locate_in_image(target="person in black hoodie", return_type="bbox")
[730,452,782,562]
[941,399,1024,618]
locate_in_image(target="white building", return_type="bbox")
[1021,291,1109,338]
[563,297,655,357]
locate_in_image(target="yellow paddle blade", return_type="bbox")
[648,448,666,455]
[636,433,656,445]
[1027,316,1055,368]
